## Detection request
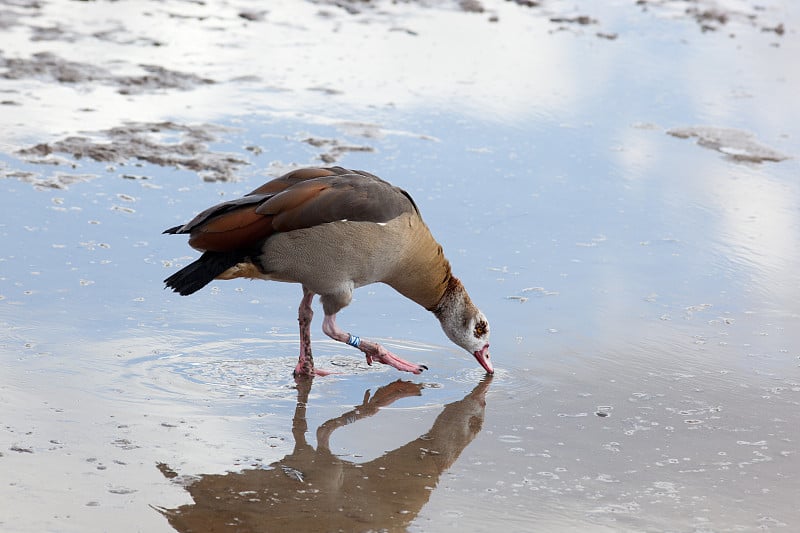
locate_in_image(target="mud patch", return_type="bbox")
[0,8,22,30]
[0,51,214,94]
[115,65,215,95]
[550,15,597,26]
[302,136,375,164]
[0,51,108,84]
[17,122,248,181]
[30,24,82,43]
[667,126,790,163]
[318,0,787,41]
[238,9,268,22]
[636,0,786,35]
[25,172,99,190]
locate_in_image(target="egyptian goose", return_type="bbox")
[163,166,492,377]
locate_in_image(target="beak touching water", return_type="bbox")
[473,344,493,374]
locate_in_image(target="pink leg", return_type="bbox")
[321,314,427,375]
[293,289,333,378]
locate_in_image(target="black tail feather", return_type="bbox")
[164,251,244,296]
[162,224,184,235]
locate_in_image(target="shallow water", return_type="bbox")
[1,1,799,532]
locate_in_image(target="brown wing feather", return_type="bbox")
[169,168,340,251]
[187,206,275,252]
[256,173,415,232]
[268,182,358,232]
[168,167,417,253]
[256,180,331,217]
[247,167,339,196]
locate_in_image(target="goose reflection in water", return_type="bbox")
[157,377,492,532]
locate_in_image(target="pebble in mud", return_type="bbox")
[595,406,613,417]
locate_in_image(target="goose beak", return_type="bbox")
[473,344,493,374]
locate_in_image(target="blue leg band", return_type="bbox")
[346,334,361,348]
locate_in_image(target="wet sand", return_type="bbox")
[1,1,799,532]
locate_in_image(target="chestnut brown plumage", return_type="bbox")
[164,166,492,377]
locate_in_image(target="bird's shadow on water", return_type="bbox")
[154,376,492,532]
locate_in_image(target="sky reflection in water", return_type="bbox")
[1,1,799,532]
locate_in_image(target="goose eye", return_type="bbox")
[473,320,488,338]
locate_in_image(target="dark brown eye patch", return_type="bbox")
[473,320,488,338]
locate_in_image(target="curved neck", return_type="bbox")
[384,220,453,310]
